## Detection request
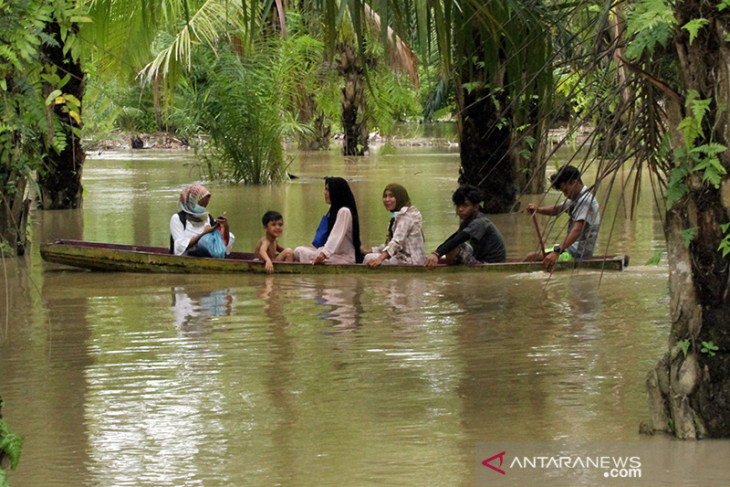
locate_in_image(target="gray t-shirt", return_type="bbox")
[460,212,507,263]
[559,186,600,259]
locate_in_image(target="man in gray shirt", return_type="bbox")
[525,165,600,270]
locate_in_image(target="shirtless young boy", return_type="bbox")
[254,211,294,274]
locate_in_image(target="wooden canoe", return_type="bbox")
[40,239,629,274]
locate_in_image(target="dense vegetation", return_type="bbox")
[0,399,23,487]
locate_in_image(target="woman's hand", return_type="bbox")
[367,253,388,268]
[216,215,229,231]
[312,252,327,265]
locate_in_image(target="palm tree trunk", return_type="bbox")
[456,75,516,213]
[337,42,368,156]
[511,84,548,195]
[645,2,730,438]
[37,20,85,210]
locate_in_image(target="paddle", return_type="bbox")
[531,212,546,259]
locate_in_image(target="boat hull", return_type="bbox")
[40,240,628,274]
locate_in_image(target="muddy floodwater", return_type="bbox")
[2,142,719,486]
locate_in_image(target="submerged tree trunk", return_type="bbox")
[456,67,516,213]
[645,4,730,438]
[37,20,85,210]
[511,86,548,196]
[337,42,368,156]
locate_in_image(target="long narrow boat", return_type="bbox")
[40,239,629,274]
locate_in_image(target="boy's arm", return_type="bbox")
[527,203,562,216]
[276,242,285,253]
[257,239,275,273]
[426,230,469,269]
[257,239,272,261]
[543,220,585,271]
[433,230,470,257]
[558,220,584,253]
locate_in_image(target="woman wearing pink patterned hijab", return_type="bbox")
[179,184,211,221]
[170,184,235,256]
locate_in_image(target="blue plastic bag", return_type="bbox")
[312,214,329,247]
[198,229,226,258]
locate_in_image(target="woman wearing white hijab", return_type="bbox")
[169,184,235,256]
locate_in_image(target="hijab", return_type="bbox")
[325,177,364,263]
[384,183,411,242]
[179,184,210,222]
[384,183,411,211]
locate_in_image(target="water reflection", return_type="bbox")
[171,286,234,332]
[285,276,366,333]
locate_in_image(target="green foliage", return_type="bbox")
[187,46,291,184]
[0,415,24,486]
[666,161,690,208]
[682,18,709,45]
[369,70,421,136]
[625,0,675,59]
[678,91,710,147]
[682,227,697,249]
[645,250,665,265]
[701,341,719,356]
[681,227,698,248]
[677,338,690,358]
[667,92,728,208]
[719,223,730,257]
[420,71,454,121]
[0,420,22,470]
[690,143,727,187]
[0,0,62,251]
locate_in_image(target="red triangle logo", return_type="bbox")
[482,451,506,475]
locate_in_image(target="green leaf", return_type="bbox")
[719,223,730,257]
[45,89,62,106]
[682,18,709,44]
[681,227,698,248]
[701,341,719,356]
[666,164,690,208]
[678,339,690,358]
[645,250,664,265]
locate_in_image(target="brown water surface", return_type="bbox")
[0,145,699,486]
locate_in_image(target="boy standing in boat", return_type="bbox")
[254,211,294,274]
[525,164,600,270]
[425,185,507,269]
